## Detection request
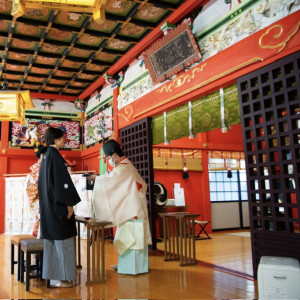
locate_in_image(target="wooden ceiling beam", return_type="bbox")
[30,92,76,101]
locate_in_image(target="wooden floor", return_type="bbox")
[0,230,257,299]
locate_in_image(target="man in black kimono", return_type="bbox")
[38,127,81,288]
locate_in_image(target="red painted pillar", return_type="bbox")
[200,149,212,232]
[81,111,85,170]
[198,132,212,232]
[0,121,10,233]
[113,87,120,143]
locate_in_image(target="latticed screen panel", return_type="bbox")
[237,51,300,277]
[120,117,156,249]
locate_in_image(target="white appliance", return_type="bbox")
[258,256,300,299]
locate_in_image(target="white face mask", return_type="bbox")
[108,157,115,167]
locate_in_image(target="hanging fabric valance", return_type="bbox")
[208,151,245,171]
[152,83,240,145]
[153,148,202,171]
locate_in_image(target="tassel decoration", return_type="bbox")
[183,166,189,179]
[227,168,232,178]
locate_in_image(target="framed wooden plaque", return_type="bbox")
[142,20,202,85]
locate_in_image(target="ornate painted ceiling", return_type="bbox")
[0,0,188,98]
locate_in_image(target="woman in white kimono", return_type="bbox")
[91,139,152,275]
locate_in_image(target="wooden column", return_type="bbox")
[0,121,10,233]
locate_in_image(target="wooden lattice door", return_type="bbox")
[120,117,156,250]
[237,51,300,278]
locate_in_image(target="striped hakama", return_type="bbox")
[42,237,77,281]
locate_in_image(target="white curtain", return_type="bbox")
[5,177,32,235]
[4,174,92,238]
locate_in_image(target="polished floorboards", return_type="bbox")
[0,230,257,299]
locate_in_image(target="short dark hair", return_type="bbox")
[45,127,64,146]
[102,139,124,157]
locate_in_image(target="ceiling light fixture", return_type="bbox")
[11,0,107,24]
[0,90,34,124]
[0,62,35,125]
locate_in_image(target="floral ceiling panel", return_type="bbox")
[119,24,147,38]
[70,81,89,88]
[35,56,58,66]
[0,0,188,97]
[0,19,9,32]
[60,59,83,69]
[26,76,45,83]
[48,78,67,86]
[94,52,119,63]
[10,39,36,50]
[29,67,51,75]
[87,19,118,33]
[14,23,43,37]
[6,73,22,80]
[85,64,107,72]
[0,36,5,46]
[39,44,66,55]
[54,11,87,28]
[21,8,51,21]
[7,52,31,62]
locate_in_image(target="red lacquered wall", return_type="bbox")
[0,121,84,233]
[153,124,244,235]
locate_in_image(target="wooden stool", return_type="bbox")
[194,220,211,240]
[20,239,44,291]
[10,235,35,281]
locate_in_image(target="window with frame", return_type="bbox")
[209,169,248,202]
[208,152,247,202]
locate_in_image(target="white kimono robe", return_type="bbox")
[92,157,152,274]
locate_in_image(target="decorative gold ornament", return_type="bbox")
[11,0,107,24]
[259,22,300,54]
[133,58,263,119]
[157,63,207,93]
[118,105,133,122]
[0,90,34,124]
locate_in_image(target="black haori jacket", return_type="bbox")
[38,146,81,240]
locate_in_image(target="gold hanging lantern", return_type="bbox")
[0,90,34,125]
[11,0,107,24]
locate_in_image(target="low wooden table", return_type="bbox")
[75,216,112,284]
[158,212,200,266]
[158,206,189,239]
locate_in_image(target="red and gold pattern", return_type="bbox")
[118,10,300,128]
[25,162,41,237]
